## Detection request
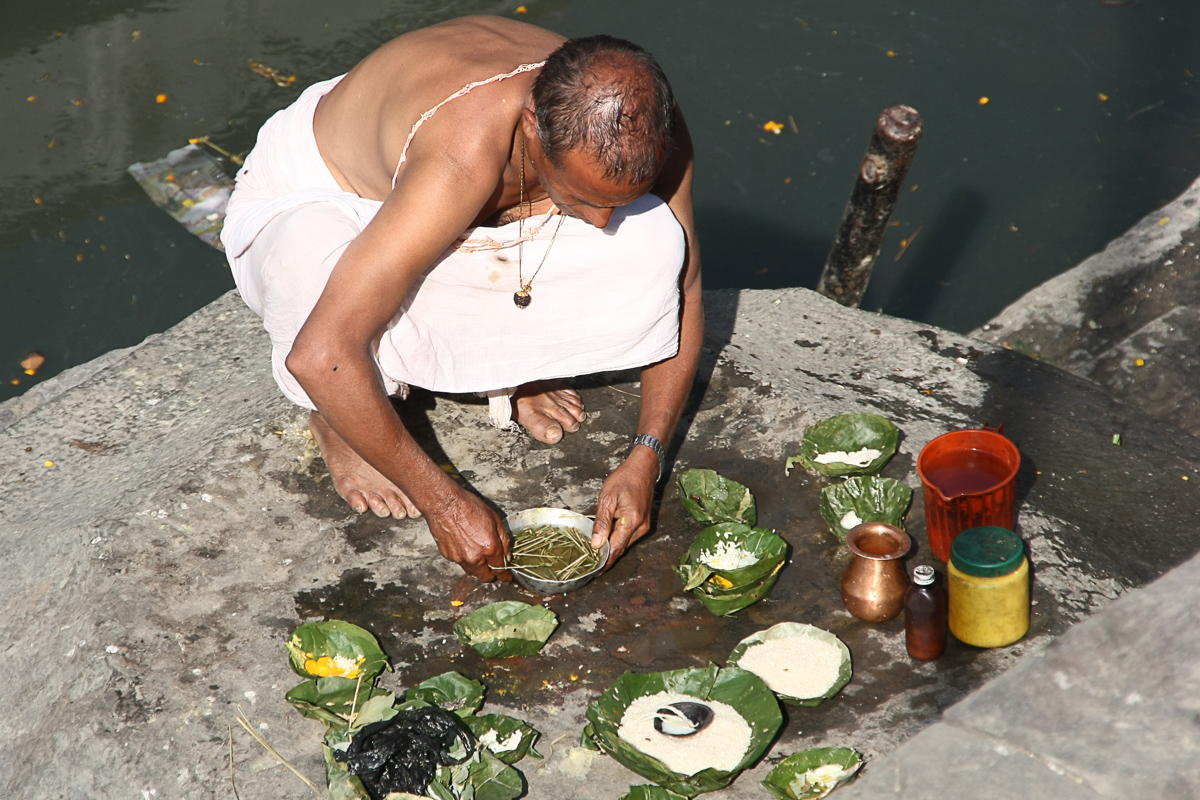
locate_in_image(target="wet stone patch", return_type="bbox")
[284,357,1103,768]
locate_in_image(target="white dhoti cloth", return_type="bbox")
[221,76,685,428]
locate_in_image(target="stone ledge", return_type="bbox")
[2,287,1198,799]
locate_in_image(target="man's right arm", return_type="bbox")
[285,144,512,580]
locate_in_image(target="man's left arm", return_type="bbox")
[593,111,704,560]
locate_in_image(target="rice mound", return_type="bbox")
[616,691,752,775]
[736,635,843,699]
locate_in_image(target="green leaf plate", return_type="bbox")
[584,663,783,796]
[462,713,543,765]
[406,671,486,718]
[676,469,757,526]
[674,524,788,616]
[762,747,863,799]
[284,677,390,727]
[818,476,913,542]
[286,619,390,683]
[453,600,559,658]
[727,623,852,706]
[786,413,899,477]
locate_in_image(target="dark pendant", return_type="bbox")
[514,289,532,309]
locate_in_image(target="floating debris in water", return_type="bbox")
[249,60,297,88]
[20,352,46,376]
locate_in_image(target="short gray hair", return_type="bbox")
[532,35,677,185]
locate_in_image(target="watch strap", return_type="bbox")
[630,433,666,481]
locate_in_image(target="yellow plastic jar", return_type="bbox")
[947,526,1029,647]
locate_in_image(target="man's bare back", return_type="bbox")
[315,17,563,217]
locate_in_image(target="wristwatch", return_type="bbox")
[629,433,666,481]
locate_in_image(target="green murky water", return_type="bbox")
[2,0,1198,400]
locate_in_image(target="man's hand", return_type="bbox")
[424,489,513,582]
[592,446,660,564]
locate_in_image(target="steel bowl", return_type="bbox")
[503,507,610,595]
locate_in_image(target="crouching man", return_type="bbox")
[221,15,702,581]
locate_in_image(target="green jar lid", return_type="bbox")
[950,526,1025,578]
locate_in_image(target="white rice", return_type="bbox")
[478,728,523,754]
[813,447,882,467]
[789,762,857,796]
[617,691,752,775]
[839,510,863,530]
[698,541,759,570]
[736,635,844,699]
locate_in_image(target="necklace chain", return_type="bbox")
[515,136,563,309]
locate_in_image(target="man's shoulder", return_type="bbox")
[387,14,562,53]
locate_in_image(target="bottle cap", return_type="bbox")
[912,564,935,585]
[950,526,1025,578]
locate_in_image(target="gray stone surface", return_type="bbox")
[840,543,1200,800]
[975,175,1200,437]
[836,724,1101,800]
[3,286,1199,799]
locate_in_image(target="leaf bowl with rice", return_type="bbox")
[674,523,788,617]
[818,475,912,543]
[763,747,863,799]
[727,622,852,706]
[786,413,899,477]
[584,663,783,796]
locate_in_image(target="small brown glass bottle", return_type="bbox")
[905,565,947,660]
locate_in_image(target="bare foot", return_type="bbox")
[308,411,421,519]
[512,381,587,443]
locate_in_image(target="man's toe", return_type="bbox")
[367,493,392,517]
[384,492,409,519]
[344,489,369,514]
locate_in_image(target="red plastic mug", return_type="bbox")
[916,427,1020,562]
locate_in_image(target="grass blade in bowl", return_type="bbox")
[502,508,609,595]
[508,523,600,581]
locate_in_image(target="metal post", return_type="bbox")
[816,105,923,308]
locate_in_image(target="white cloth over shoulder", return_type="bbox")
[222,76,685,412]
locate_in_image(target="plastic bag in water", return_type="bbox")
[127,144,233,250]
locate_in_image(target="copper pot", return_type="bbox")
[841,522,912,622]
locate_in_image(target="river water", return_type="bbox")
[2,0,1198,401]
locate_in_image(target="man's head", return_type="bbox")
[531,35,677,188]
